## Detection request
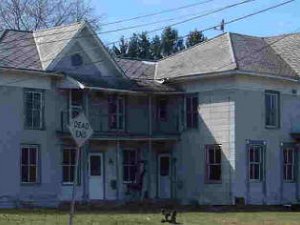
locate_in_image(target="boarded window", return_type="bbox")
[206,145,222,182]
[21,145,39,183]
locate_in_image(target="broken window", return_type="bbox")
[24,89,44,129]
[283,147,295,181]
[21,145,39,183]
[206,145,222,182]
[108,95,125,130]
[157,98,168,121]
[123,149,137,183]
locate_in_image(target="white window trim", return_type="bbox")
[283,147,295,182]
[206,145,222,183]
[21,145,39,184]
[25,89,43,129]
[249,145,263,182]
[122,149,137,184]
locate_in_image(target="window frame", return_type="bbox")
[205,144,222,183]
[265,90,280,129]
[283,147,295,182]
[185,94,198,129]
[122,149,137,184]
[20,144,40,185]
[108,95,125,131]
[248,144,264,182]
[61,147,81,185]
[24,89,45,130]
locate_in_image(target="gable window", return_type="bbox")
[249,145,263,181]
[283,147,295,182]
[185,94,198,129]
[24,89,44,129]
[108,95,125,130]
[21,145,39,184]
[71,54,83,66]
[206,145,222,182]
[157,98,168,121]
[123,149,137,183]
[265,91,280,128]
[62,148,80,184]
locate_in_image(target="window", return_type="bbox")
[265,91,280,128]
[21,145,39,184]
[24,89,44,129]
[206,145,222,182]
[62,148,80,184]
[283,147,295,181]
[249,145,263,181]
[185,95,198,128]
[123,149,137,183]
[157,98,168,121]
[69,90,83,119]
[71,54,83,66]
[108,95,125,130]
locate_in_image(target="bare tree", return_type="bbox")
[0,0,101,30]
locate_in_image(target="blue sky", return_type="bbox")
[91,0,300,45]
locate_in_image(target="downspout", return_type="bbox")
[148,95,153,199]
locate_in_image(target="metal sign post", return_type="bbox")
[67,112,94,225]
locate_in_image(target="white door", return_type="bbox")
[158,154,171,199]
[88,153,104,200]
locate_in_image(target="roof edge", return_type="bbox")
[227,32,238,70]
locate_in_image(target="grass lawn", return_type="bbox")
[0,209,300,225]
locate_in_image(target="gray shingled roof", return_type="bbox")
[0,30,42,70]
[156,32,300,80]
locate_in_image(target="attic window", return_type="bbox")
[71,54,83,66]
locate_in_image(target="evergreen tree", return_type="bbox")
[185,30,206,48]
[138,32,151,60]
[150,35,162,60]
[174,37,185,53]
[127,33,140,58]
[161,26,178,57]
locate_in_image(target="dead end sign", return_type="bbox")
[68,112,94,147]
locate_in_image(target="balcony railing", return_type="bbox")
[58,110,181,140]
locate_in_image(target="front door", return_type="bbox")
[158,154,171,199]
[88,153,104,200]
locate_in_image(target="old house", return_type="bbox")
[0,22,300,207]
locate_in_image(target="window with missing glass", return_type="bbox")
[265,91,280,128]
[123,149,137,183]
[157,98,168,121]
[283,147,295,182]
[185,94,198,129]
[108,95,125,130]
[24,89,44,129]
[206,145,222,182]
[21,145,39,184]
